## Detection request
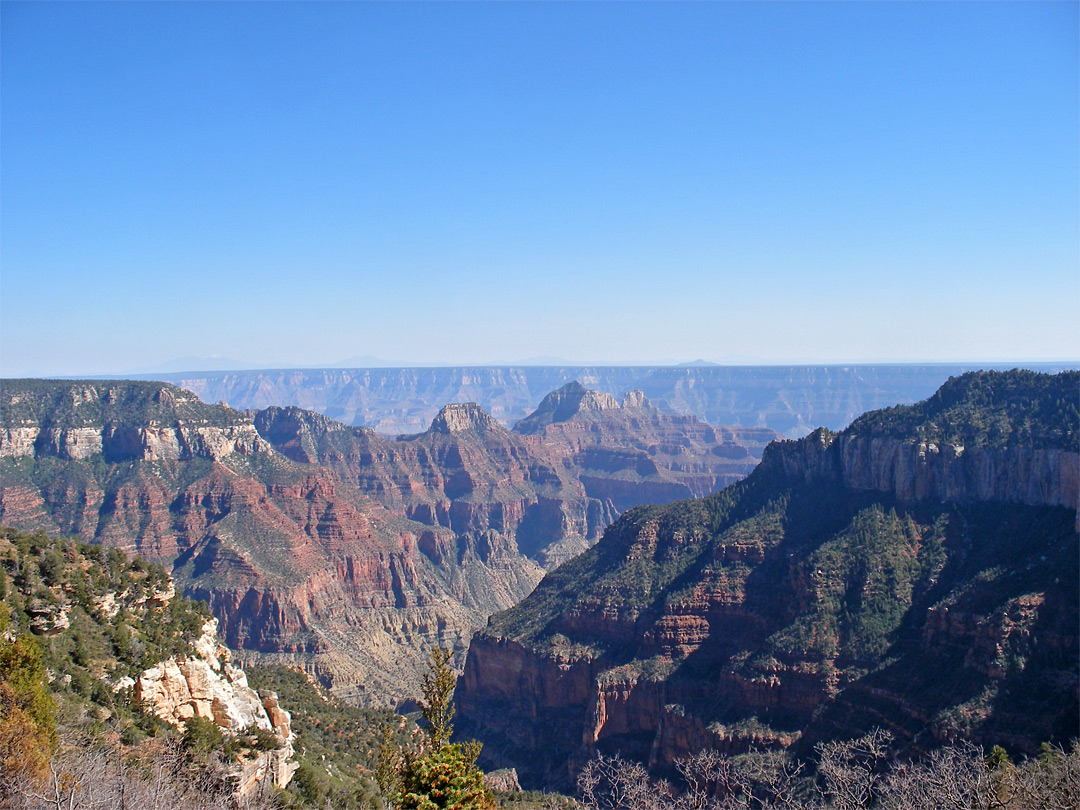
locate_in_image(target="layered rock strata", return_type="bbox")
[1,379,772,704]
[456,371,1080,789]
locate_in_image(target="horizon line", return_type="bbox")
[5,358,1079,382]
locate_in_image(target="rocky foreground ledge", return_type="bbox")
[134,617,297,796]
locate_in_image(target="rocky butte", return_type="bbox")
[0,378,775,705]
[455,370,1079,790]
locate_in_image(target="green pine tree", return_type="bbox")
[421,648,456,748]
[397,743,495,810]
[381,648,495,810]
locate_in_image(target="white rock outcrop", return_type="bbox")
[0,381,272,462]
[134,619,297,794]
[0,425,40,457]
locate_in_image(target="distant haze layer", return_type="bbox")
[141,364,1078,438]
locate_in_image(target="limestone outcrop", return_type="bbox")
[135,618,297,795]
[764,430,1079,514]
[0,382,269,461]
[428,402,506,435]
[0,426,40,457]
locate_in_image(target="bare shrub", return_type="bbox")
[576,730,1079,810]
[578,754,675,810]
[999,742,1080,810]
[815,729,893,810]
[0,732,280,810]
[579,747,807,810]
[675,749,737,810]
[729,749,807,810]
[876,741,989,810]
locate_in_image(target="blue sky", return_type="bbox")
[2,1,1077,376]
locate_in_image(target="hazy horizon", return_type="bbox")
[5,357,1078,383]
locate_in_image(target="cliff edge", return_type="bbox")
[457,371,1080,789]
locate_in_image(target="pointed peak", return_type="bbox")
[554,381,588,396]
[514,381,620,434]
[621,390,653,410]
[429,403,503,435]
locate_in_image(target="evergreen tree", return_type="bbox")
[381,648,495,810]
[0,616,57,788]
[421,648,456,748]
[398,743,495,810]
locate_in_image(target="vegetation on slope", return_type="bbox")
[0,527,279,807]
[0,526,210,693]
[245,664,413,809]
[475,371,1079,772]
[0,527,540,810]
[0,527,388,808]
[0,379,247,429]
[845,369,1079,449]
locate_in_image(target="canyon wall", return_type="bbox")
[765,429,1079,514]
[456,371,1080,789]
[0,379,773,705]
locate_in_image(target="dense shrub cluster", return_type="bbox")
[0,613,56,788]
[0,526,211,675]
[0,527,217,751]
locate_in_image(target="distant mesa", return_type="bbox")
[145,363,1079,439]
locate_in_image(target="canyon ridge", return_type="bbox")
[0,378,774,704]
[456,370,1079,789]
[146,363,1076,438]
